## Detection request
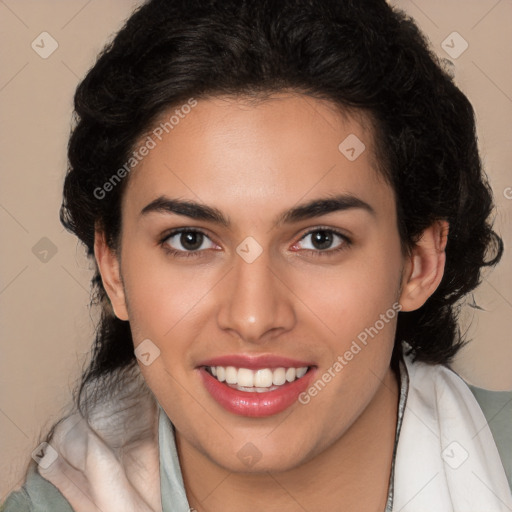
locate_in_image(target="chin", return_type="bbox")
[205,438,316,474]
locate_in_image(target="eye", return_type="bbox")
[162,229,217,256]
[293,228,350,254]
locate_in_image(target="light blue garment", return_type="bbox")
[0,462,74,512]
[468,384,512,491]
[158,408,192,511]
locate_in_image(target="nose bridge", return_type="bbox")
[216,245,295,341]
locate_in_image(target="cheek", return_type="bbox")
[291,245,402,345]
[120,244,213,341]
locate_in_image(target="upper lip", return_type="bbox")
[197,354,315,370]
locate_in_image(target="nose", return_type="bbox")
[216,248,296,344]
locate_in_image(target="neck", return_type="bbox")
[177,366,399,512]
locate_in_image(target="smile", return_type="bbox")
[199,364,316,417]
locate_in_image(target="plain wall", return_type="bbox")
[1,0,511,500]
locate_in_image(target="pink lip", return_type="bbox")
[198,366,317,417]
[197,354,315,370]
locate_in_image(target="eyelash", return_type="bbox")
[159,228,213,259]
[159,227,352,259]
[297,228,352,258]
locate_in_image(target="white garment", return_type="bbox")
[393,354,512,511]
[36,353,512,512]
[38,369,161,512]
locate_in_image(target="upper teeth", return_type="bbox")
[209,366,308,387]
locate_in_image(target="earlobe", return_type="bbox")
[94,230,129,321]
[399,221,449,312]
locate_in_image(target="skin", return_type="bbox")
[95,92,448,512]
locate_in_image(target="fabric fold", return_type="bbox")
[393,352,512,511]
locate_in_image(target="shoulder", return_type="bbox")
[1,462,73,512]
[467,383,512,493]
[405,353,512,494]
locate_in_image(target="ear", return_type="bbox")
[94,230,129,321]
[399,220,449,312]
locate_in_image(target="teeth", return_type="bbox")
[225,366,237,384]
[208,365,309,389]
[254,369,273,387]
[272,367,286,385]
[285,368,296,382]
[238,368,254,387]
[296,367,308,378]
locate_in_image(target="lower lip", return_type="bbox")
[199,367,316,417]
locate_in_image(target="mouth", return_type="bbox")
[198,363,317,417]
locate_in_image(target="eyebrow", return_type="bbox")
[140,194,375,227]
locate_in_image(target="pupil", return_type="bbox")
[312,231,332,250]
[181,231,203,250]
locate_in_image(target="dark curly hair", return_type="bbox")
[59,0,503,412]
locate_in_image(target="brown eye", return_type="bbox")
[297,229,348,252]
[310,230,335,250]
[179,231,204,250]
[163,229,215,253]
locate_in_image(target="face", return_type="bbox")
[96,92,443,473]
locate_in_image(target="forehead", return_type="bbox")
[123,92,393,224]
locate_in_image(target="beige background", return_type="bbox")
[1,0,511,500]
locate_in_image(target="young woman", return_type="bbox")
[2,0,511,511]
